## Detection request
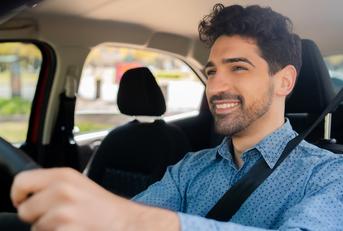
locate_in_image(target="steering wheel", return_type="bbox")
[0,136,41,230]
[0,136,40,177]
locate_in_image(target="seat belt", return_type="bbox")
[206,88,343,222]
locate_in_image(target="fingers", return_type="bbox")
[32,224,84,231]
[11,168,79,207]
[9,167,136,230]
[31,206,79,231]
[17,182,77,223]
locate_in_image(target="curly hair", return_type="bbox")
[199,4,302,75]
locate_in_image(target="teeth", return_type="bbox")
[216,103,239,109]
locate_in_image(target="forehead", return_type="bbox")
[208,35,262,62]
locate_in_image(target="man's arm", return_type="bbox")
[11,154,343,231]
[10,152,191,230]
[11,165,343,231]
[11,168,180,231]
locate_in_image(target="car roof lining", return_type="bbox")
[23,0,343,56]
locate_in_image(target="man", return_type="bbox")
[11,4,343,231]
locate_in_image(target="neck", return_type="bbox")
[231,107,284,168]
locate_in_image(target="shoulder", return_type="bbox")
[177,146,219,170]
[296,140,342,164]
[296,141,343,193]
[168,140,226,179]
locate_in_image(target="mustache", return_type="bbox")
[209,93,244,105]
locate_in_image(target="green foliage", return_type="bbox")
[0,97,31,115]
[0,121,27,143]
[155,71,184,79]
[76,121,111,133]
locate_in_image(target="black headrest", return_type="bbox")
[285,39,335,113]
[117,67,166,116]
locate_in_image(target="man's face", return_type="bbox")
[205,35,275,137]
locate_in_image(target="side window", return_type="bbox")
[0,42,42,144]
[324,55,343,93]
[75,45,204,134]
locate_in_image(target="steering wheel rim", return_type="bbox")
[0,136,40,177]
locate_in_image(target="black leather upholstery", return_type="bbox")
[117,67,166,116]
[286,39,336,114]
[87,67,190,198]
[285,39,336,141]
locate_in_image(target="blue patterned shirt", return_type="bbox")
[133,121,343,230]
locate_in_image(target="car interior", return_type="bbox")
[0,0,342,217]
[85,67,191,198]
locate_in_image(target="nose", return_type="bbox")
[206,69,233,96]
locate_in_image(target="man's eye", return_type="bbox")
[232,66,248,72]
[206,70,216,77]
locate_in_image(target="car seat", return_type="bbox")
[286,39,342,153]
[86,67,191,197]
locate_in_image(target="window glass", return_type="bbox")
[0,42,42,143]
[324,55,343,93]
[76,45,204,134]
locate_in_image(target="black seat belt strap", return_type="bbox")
[206,88,343,221]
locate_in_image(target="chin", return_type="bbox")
[214,120,246,137]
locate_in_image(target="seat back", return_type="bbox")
[286,39,336,142]
[86,67,190,197]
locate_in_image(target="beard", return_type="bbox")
[209,83,274,137]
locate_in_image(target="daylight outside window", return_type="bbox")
[75,45,204,134]
[324,55,343,93]
[0,42,42,143]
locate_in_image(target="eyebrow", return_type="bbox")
[204,57,255,69]
[223,57,255,67]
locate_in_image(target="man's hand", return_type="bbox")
[11,168,180,231]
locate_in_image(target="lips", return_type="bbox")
[216,102,240,109]
[213,100,241,115]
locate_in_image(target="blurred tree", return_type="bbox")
[0,42,41,97]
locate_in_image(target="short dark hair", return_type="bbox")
[199,4,302,75]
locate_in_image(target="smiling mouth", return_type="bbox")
[213,100,241,115]
[216,102,239,109]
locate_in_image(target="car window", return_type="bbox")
[75,45,204,134]
[0,42,42,144]
[324,55,343,93]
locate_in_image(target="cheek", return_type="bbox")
[205,85,212,106]
[205,84,210,98]
[205,80,217,99]
[238,79,271,103]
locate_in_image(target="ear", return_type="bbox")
[274,65,297,97]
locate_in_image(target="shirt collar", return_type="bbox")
[216,119,297,169]
[216,137,236,168]
[254,119,297,168]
